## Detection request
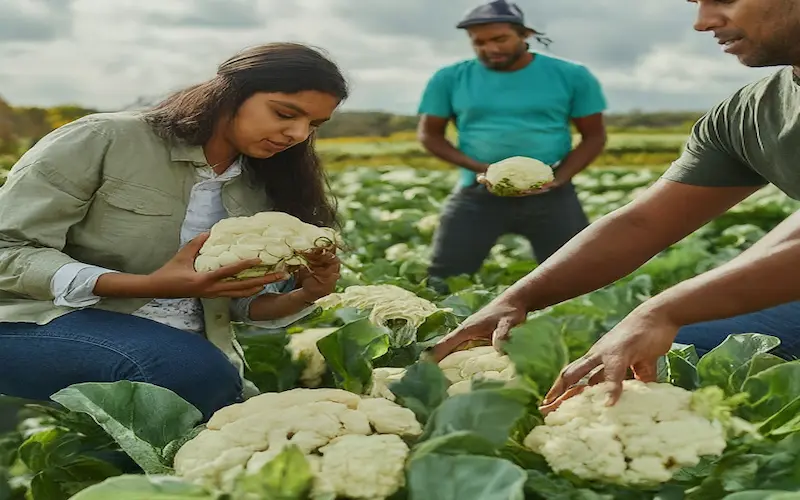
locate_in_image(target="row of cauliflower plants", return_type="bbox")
[2,285,800,500]
[2,166,800,499]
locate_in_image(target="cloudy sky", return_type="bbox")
[0,0,780,115]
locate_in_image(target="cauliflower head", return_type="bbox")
[194,211,340,279]
[287,327,337,388]
[315,285,446,347]
[173,388,421,498]
[484,156,554,196]
[370,345,516,400]
[523,380,732,486]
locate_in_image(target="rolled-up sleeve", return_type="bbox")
[0,118,110,300]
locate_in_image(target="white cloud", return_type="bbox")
[0,0,787,114]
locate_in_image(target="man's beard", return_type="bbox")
[480,47,527,70]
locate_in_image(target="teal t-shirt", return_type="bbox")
[417,52,607,187]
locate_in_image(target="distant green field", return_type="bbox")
[317,133,687,156]
[315,131,688,170]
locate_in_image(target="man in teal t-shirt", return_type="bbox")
[417,0,608,289]
[429,0,800,408]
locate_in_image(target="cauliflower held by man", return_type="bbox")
[173,388,421,499]
[524,380,734,486]
[194,211,340,279]
[484,156,554,196]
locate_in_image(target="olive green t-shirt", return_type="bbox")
[663,67,800,199]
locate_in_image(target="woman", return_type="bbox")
[0,42,347,420]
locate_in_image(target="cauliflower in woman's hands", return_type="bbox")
[523,380,743,487]
[194,211,341,280]
[482,156,555,196]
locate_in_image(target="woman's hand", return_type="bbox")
[295,249,341,301]
[428,298,528,362]
[541,304,679,412]
[146,232,290,299]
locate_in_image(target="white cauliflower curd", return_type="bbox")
[173,388,421,499]
[370,345,517,399]
[193,211,340,279]
[484,156,554,196]
[523,380,735,487]
[287,327,338,388]
[315,285,446,347]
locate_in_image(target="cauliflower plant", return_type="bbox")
[287,327,338,388]
[315,284,446,347]
[173,388,421,499]
[370,345,517,399]
[484,156,554,196]
[523,380,738,487]
[194,211,340,279]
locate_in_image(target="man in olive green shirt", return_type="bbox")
[431,0,800,406]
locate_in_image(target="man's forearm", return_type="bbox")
[499,209,670,312]
[648,212,800,326]
[248,289,318,321]
[553,134,606,183]
[419,135,488,174]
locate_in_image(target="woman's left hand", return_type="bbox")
[541,304,679,413]
[296,249,341,301]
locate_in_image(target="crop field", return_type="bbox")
[316,132,689,170]
[2,135,800,499]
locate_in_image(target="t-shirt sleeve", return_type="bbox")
[417,68,454,118]
[662,102,766,188]
[569,65,608,118]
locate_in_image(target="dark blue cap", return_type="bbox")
[456,0,540,33]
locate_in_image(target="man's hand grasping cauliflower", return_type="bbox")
[173,388,421,499]
[481,156,555,196]
[524,380,739,486]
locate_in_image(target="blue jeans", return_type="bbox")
[675,300,800,360]
[0,309,242,421]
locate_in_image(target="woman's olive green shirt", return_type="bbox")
[0,112,272,390]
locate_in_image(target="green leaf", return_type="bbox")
[387,361,450,424]
[50,381,203,475]
[406,454,527,500]
[234,445,313,500]
[503,317,569,399]
[17,428,122,500]
[238,330,305,393]
[666,350,699,390]
[741,361,800,422]
[416,310,460,343]
[728,353,786,394]
[758,396,800,437]
[421,390,527,448]
[696,334,781,392]
[68,475,216,499]
[724,492,800,500]
[316,318,390,394]
[410,431,498,462]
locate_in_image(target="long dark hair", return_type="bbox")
[142,42,348,228]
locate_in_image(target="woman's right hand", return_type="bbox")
[146,232,289,299]
[428,298,528,362]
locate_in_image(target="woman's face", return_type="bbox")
[227,90,339,158]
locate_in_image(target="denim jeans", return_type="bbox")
[675,300,800,360]
[0,309,242,421]
[428,182,589,285]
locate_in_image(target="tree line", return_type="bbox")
[0,95,703,155]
